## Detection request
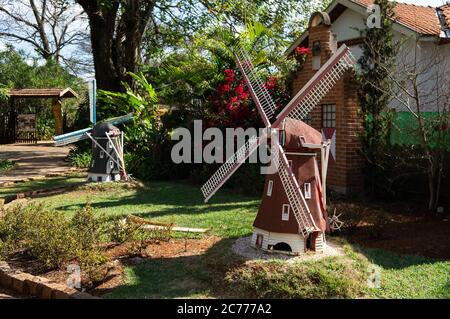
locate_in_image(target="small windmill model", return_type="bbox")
[53,79,133,183]
[201,44,356,254]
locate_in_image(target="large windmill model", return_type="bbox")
[201,44,356,254]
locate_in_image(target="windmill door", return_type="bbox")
[255,234,263,248]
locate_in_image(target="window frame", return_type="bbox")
[304,183,312,199]
[322,104,336,128]
[267,180,274,197]
[282,204,290,221]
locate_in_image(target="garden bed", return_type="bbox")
[1,180,449,299]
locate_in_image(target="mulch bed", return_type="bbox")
[4,236,221,297]
[333,201,450,260]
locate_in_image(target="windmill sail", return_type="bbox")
[235,46,277,127]
[201,135,262,202]
[273,45,356,127]
[54,113,134,147]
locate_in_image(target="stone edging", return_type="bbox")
[0,261,98,299]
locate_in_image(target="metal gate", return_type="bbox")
[0,111,16,144]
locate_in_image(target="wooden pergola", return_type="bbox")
[1,88,78,144]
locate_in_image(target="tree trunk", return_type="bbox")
[78,0,155,94]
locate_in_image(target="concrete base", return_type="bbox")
[87,173,121,183]
[251,227,326,255]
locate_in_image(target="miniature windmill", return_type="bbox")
[53,79,133,182]
[201,44,356,254]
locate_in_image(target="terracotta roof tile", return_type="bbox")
[351,0,442,36]
[441,4,450,28]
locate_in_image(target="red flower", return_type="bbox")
[218,84,231,94]
[265,77,277,90]
[225,77,235,83]
[235,85,244,95]
[224,69,235,77]
[295,47,310,55]
[240,92,250,100]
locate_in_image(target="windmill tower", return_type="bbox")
[201,44,356,254]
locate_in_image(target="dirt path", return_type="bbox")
[0,142,79,183]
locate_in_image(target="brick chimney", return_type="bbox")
[291,12,364,194]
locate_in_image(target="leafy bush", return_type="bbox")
[0,203,108,276]
[225,256,367,299]
[68,150,92,168]
[0,159,15,172]
[36,118,55,140]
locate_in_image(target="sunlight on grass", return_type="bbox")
[31,181,260,238]
[361,248,450,299]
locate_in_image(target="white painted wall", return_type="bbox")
[329,6,450,112]
[252,228,306,254]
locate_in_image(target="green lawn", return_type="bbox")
[31,181,259,238]
[0,175,86,199]
[4,179,449,299]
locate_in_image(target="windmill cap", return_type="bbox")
[91,122,120,137]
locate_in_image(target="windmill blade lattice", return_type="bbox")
[235,46,277,127]
[274,45,356,127]
[201,135,262,202]
[272,142,317,236]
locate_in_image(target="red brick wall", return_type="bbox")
[291,24,364,193]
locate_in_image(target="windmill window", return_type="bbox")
[100,151,105,159]
[109,141,113,149]
[267,180,274,196]
[282,204,290,221]
[91,160,95,168]
[109,161,114,169]
[288,160,293,170]
[304,183,312,199]
[322,104,336,128]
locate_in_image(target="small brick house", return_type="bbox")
[286,0,450,194]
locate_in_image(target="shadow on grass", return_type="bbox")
[53,181,260,219]
[103,238,243,299]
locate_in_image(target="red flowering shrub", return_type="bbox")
[208,68,292,128]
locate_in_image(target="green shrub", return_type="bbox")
[0,159,15,172]
[36,118,55,140]
[68,150,92,168]
[225,256,367,299]
[0,203,109,277]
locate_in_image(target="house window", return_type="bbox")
[304,183,312,199]
[267,180,274,197]
[97,176,103,182]
[282,204,290,221]
[322,104,336,128]
[100,151,105,159]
